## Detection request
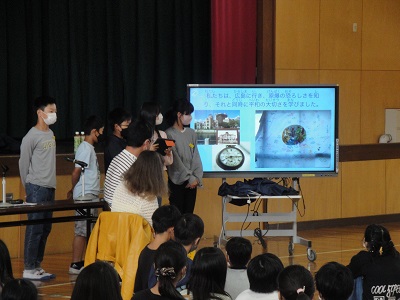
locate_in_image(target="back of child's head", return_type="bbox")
[225,237,252,268]
[154,240,186,300]
[83,115,104,135]
[247,253,283,294]
[71,261,122,300]
[189,247,229,299]
[107,107,131,133]
[278,265,315,300]
[33,96,56,111]
[315,262,353,300]
[0,239,14,286]
[165,98,194,127]
[364,224,397,257]
[152,205,182,234]
[1,278,37,300]
[123,120,153,147]
[173,213,204,248]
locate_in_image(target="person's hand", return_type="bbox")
[67,189,73,200]
[150,143,159,152]
[186,180,198,189]
[165,147,172,156]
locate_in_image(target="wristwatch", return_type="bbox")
[216,145,245,170]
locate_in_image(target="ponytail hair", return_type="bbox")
[154,240,186,300]
[278,265,315,300]
[364,224,398,257]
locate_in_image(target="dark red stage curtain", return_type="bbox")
[211,0,257,84]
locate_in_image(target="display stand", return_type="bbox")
[219,178,316,262]
[65,157,96,201]
[74,165,96,201]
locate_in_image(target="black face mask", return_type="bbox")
[96,133,105,144]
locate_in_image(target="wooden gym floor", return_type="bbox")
[10,222,400,300]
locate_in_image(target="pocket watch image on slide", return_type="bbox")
[216,145,245,170]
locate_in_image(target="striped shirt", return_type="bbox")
[104,149,137,207]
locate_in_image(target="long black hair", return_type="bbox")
[154,240,186,300]
[139,102,160,125]
[71,261,122,300]
[364,224,398,257]
[1,279,37,300]
[0,240,14,287]
[188,247,230,300]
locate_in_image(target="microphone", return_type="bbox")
[1,163,9,174]
[65,157,88,168]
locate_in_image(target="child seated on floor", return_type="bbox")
[224,237,252,299]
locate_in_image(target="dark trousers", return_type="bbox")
[168,179,197,214]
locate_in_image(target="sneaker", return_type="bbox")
[36,268,56,279]
[69,261,84,275]
[23,269,53,281]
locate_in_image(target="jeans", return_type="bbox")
[348,277,363,300]
[24,183,55,270]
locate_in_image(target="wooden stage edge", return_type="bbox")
[297,213,400,231]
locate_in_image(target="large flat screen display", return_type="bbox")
[188,84,339,178]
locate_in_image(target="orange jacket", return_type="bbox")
[85,211,154,300]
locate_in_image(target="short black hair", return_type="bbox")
[165,98,194,127]
[247,253,283,293]
[122,120,153,147]
[315,262,353,300]
[278,265,315,300]
[33,96,56,112]
[152,205,182,234]
[83,115,104,135]
[225,237,252,268]
[107,107,132,133]
[1,278,37,300]
[174,213,204,246]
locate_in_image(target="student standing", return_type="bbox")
[19,96,57,280]
[103,120,153,208]
[165,99,203,214]
[67,116,104,275]
[110,150,167,225]
[104,108,132,172]
[139,102,173,165]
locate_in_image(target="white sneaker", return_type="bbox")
[36,268,56,279]
[23,268,55,281]
[68,262,84,275]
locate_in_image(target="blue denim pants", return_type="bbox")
[348,277,363,300]
[24,183,55,270]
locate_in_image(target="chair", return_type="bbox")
[85,211,154,300]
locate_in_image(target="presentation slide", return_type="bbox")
[188,85,338,177]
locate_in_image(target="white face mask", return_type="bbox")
[156,113,163,125]
[42,112,57,125]
[181,114,192,126]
